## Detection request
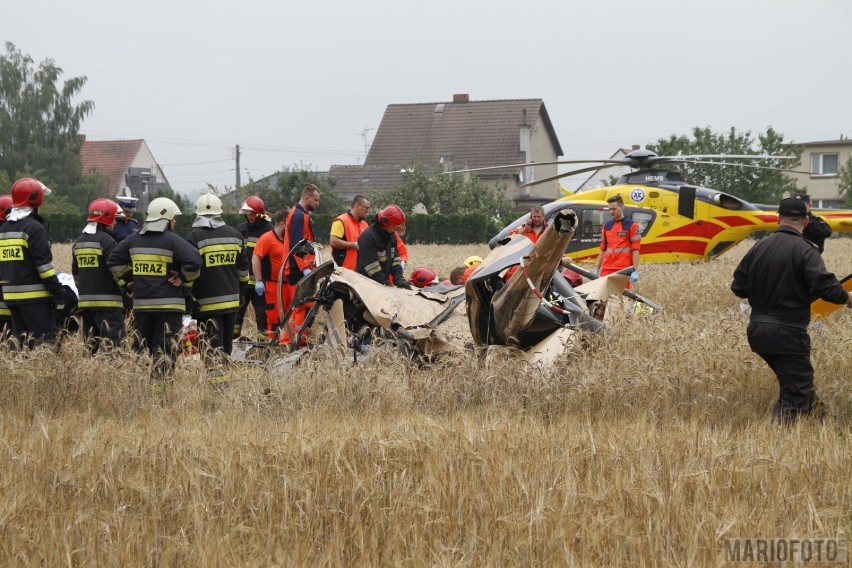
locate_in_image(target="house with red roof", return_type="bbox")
[79,136,171,203]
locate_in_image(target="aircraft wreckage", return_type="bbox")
[233,208,661,371]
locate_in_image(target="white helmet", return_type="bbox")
[146,197,182,222]
[196,193,223,216]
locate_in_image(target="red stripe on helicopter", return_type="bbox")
[755,214,778,223]
[640,240,708,256]
[658,220,724,239]
[715,215,755,227]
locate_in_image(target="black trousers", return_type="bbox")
[747,321,817,421]
[9,302,57,348]
[132,311,183,379]
[81,309,126,354]
[235,286,266,336]
[197,312,237,364]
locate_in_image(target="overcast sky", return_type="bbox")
[5,0,851,197]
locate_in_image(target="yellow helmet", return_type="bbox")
[464,255,483,268]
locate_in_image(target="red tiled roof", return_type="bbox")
[365,98,562,174]
[79,139,143,195]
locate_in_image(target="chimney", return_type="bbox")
[453,93,470,103]
[632,144,640,150]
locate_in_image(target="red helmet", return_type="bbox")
[87,198,121,225]
[409,267,437,288]
[11,177,51,208]
[0,194,12,222]
[240,195,266,215]
[377,204,406,230]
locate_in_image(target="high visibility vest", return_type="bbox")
[599,217,640,276]
[331,211,368,269]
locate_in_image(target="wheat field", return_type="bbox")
[1,239,851,566]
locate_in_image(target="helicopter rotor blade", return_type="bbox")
[519,163,625,188]
[446,159,629,175]
[665,159,810,175]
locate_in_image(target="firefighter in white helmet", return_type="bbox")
[108,197,202,392]
[185,193,249,385]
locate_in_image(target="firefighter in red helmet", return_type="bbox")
[356,204,411,289]
[235,195,273,338]
[72,198,126,353]
[0,178,64,347]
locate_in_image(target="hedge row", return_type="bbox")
[44,212,505,245]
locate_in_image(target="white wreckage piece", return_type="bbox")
[257,210,660,374]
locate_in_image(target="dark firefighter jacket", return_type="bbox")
[356,223,409,288]
[237,217,272,284]
[185,223,250,315]
[107,226,202,312]
[72,225,125,310]
[0,213,63,304]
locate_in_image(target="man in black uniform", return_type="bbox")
[731,197,852,422]
[356,204,411,290]
[108,197,202,390]
[185,193,249,383]
[72,198,127,353]
[0,178,64,348]
[795,193,832,254]
[235,195,273,338]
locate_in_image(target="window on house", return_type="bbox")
[810,153,838,175]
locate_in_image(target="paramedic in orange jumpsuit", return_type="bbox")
[594,194,641,287]
[251,210,288,338]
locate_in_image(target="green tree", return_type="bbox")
[379,164,514,218]
[838,156,852,208]
[150,185,192,212]
[649,126,803,204]
[0,43,98,205]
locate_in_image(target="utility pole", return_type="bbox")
[235,144,241,187]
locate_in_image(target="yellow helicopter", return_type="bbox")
[484,149,852,263]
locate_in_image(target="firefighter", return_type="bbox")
[0,194,14,336]
[235,195,273,338]
[356,204,411,289]
[185,193,249,384]
[108,197,202,391]
[0,178,64,348]
[72,198,127,354]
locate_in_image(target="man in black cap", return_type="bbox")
[731,197,852,423]
[114,195,140,243]
[794,193,832,253]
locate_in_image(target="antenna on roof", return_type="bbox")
[357,127,374,163]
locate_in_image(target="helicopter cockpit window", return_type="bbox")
[632,211,655,235]
[579,209,606,240]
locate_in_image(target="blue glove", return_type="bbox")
[254,281,265,296]
[400,261,407,271]
[593,268,600,277]
[302,268,311,276]
[630,271,639,283]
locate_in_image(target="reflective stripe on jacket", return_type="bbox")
[108,228,202,312]
[0,214,61,304]
[186,224,249,315]
[72,226,124,310]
